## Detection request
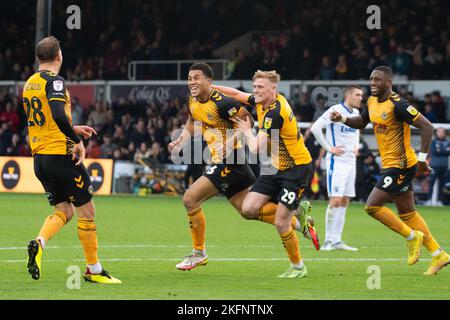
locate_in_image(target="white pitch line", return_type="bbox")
[0,257,432,263]
[0,244,425,251]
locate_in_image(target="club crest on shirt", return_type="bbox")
[53,80,63,91]
[406,105,418,116]
[207,113,213,121]
[381,112,388,120]
[264,117,272,129]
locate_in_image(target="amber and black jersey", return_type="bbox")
[363,92,419,169]
[22,71,76,156]
[188,90,243,164]
[247,94,312,170]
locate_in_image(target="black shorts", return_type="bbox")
[251,162,313,210]
[34,154,93,207]
[375,165,417,195]
[203,163,256,199]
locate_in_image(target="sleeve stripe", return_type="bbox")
[412,113,420,122]
[49,98,66,102]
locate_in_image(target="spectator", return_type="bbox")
[5,133,21,156]
[431,91,448,123]
[100,133,117,159]
[134,141,152,163]
[295,93,315,122]
[312,96,328,121]
[85,138,101,158]
[427,128,450,205]
[88,102,108,128]
[0,102,20,132]
[423,104,439,123]
[71,97,85,125]
[390,43,412,77]
[148,141,167,163]
[335,54,350,80]
[0,122,13,154]
[317,56,334,80]
[129,119,148,147]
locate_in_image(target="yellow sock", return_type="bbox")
[259,202,298,230]
[188,208,206,251]
[77,218,99,265]
[280,228,301,264]
[365,206,412,238]
[400,210,440,253]
[38,211,67,242]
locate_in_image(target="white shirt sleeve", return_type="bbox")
[311,116,332,152]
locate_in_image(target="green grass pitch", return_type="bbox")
[0,193,449,300]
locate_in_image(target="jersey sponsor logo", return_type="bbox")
[406,105,418,116]
[341,126,357,133]
[228,107,238,117]
[1,160,20,189]
[53,80,64,91]
[264,117,272,129]
[87,162,104,192]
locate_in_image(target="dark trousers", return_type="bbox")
[428,167,448,202]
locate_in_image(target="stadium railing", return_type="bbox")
[127,60,230,80]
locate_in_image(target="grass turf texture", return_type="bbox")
[0,193,449,300]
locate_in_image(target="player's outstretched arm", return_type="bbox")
[412,114,434,173]
[212,85,252,105]
[168,115,194,153]
[330,111,369,129]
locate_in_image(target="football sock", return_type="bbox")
[280,228,301,265]
[292,260,304,269]
[259,202,298,230]
[38,211,67,244]
[334,206,347,243]
[325,206,335,243]
[87,262,102,274]
[399,210,440,253]
[77,218,99,265]
[188,208,206,251]
[431,249,443,257]
[365,206,412,238]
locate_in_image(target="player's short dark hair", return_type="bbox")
[374,66,394,80]
[344,85,362,95]
[189,62,213,79]
[36,36,61,63]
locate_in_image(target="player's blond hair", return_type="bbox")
[252,70,281,84]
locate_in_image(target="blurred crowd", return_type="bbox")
[1,86,449,202]
[1,0,450,81]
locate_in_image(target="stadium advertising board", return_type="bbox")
[0,157,113,195]
[110,84,189,104]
